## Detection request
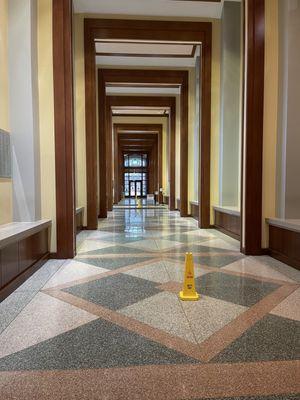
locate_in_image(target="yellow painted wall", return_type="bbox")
[74,14,87,224]
[262,0,279,247]
[210,20,221,223]
[0,0,13,225]
[37,0,56,251]
[188,68,196,212]
[112,116,169,194]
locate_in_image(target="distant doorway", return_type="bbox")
[129,180,142,198]
[123,153,148,198]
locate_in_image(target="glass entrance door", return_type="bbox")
[129,180,142,197]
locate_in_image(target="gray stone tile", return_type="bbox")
[253,255,300,283]
[0,291,37,334]
[195,254,245,268]
[63,273,161,310]
[213,314,300,363]
[15,260,65,293]
[97,234,145,244]
[163,233,213,244]
[167,243,238,255]
[195,272,279,307]
[0,318,198,371]
[77,256,153,270]
[79,245,146,256]
[119,292,197,343]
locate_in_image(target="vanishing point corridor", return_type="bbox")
[0,208,299,399]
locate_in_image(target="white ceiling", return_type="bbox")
[112,107,169,116]
[95,42,194,56]
[96,55,196,67]
[74,0,224,19]
[106,86,180,95]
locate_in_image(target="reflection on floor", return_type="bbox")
[0,208,299,399]
[115,197,167,209]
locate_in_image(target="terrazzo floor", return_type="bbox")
[0,208,299,399]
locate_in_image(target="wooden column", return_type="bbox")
[169,99,176,211]
[241,0,265,254]
[84,20,98,229]
[180,72,189,217]
[98,70,107,218]
[199,24,212,228]
[53,0,75,258]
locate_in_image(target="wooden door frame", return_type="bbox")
[106,96,176,213]
[84,19,212,229]
[114,124,163,204]
[98,70,186,219]
[52,11,266,257]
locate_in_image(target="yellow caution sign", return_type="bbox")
[179,252,200,301]
[137,199,142,208]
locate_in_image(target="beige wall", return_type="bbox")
[0,0,13,225]
[37,0,56,251]
[262,0,279,247]
[188,68,196,212]
[74,14,87,224]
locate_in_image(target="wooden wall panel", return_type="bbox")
[214,210,241,240]
[0,228,49,301]
[19,231,48,273]
[1,243,19,287]
[190,202,199,221]
[269,225,300,271]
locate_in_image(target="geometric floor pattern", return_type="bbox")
[0,208,299,399]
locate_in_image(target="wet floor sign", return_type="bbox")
[179,252,200,301]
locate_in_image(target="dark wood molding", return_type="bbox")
[180,71,189,217]
[52,0,76,257]
[214,209,241,241]
[84,19,212,227]
[269,225,300,271]
[112,113,169,118]
[199,22,212,228]
[241,0,265,255]
[98,69,108,218]
[104,95,176,211]
[84,19,98,229]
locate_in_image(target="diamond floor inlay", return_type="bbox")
[0,207,299,400]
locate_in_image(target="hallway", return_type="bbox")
[0,209,299,399]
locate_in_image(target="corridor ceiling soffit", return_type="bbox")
[95,42,196,57]
[74,0,224,18]
[106,86,180,95]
